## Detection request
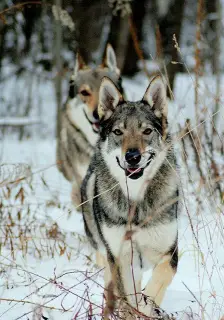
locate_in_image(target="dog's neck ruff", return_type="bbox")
[66,97,98,147]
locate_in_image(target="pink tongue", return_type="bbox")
[127,167,141,173]
[93,123,99,131]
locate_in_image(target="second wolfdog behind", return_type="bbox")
[56,45,123,208]
[81,75,179,317]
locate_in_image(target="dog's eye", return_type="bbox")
[80,90,90,97]
[113,129,123,136]
[143,128,152,135]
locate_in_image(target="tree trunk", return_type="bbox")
[55,0,63,137]
[122,0,147,76]
[205,0,218,74]
[108,15,130,71]
[0,22,6,75]
[71,0,110,63]
[157,0,185,94]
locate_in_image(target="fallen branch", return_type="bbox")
[0,117,40,126]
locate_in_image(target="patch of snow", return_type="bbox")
[0,73,223,320]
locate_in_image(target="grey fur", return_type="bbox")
[81,76,179,315]
[56,104,93,182]
[56,46,123,206]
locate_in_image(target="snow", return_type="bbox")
[0,74,223,320]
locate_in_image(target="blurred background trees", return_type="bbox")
[0,0,222,138]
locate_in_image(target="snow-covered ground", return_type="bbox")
[0,74,223,320]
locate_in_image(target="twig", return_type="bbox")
[0,1,42,17]
[0,298,68,312]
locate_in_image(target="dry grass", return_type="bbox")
[0,1,223,319]
[1,100,223,319]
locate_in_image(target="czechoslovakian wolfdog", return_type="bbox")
[56,44,123,207]
[81,75,178,317]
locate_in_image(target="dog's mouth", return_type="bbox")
[125,167,144,180]
[116,152,155,180]
[92,122,100,133]
[83,110,100,133]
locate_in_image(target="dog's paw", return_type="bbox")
[137,298,175,319]
[152,307,178,319]
[137,299,154,318]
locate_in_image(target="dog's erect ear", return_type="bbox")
[98,77,123,120]
[103,44,120,75]
[74,52,87,76]
[143,75,167,118]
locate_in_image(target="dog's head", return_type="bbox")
[69,44,122,133]
[98,75,169,181]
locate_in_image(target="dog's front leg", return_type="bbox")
[95,251,106,267]
[104,252,142,320]
[143,251,178,308]
[108,252,143,308]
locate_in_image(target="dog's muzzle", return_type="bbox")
[116,150,155,180]
[83,109,100,133]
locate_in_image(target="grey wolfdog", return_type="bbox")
[56,44,123,207]
[81,75,179,317]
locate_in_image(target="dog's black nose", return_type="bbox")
[125,149,141,166]
[93,109,99,120]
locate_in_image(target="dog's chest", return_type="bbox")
[101,221,177,266]
[120,176,148,201]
